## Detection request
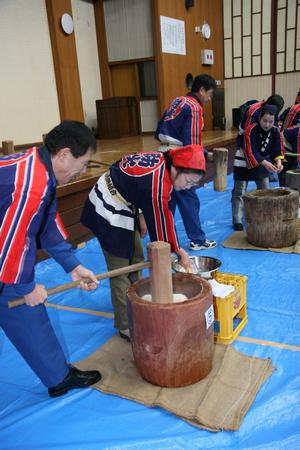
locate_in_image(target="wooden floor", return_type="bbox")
[73,130,237,185]
[53,130,237,247]
[0,131,237,251]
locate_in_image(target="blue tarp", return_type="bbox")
[1,174,299,450]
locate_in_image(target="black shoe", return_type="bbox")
[48,366,101,398]
[119,330,131,342]
[233,223,243,231]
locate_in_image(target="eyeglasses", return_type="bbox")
[184,176,201,187]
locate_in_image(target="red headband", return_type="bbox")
[169,144,206,171]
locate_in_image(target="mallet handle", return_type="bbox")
[8,260,151,309]
[284,152,300,157]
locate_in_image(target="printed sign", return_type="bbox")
[160,16,186,55]
[205,304,214,329]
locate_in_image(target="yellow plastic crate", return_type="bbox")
[213,272,248,344]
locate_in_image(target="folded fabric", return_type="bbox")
[76,336,275,432]
[208,278,235,298]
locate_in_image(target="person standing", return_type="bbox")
[155,74,217,251]
[278,125,300,186]
[232,105,284,230]
[81,145,206,341]
[234,95,284,188]
[0,121,101,397]
[279,89,300,130]
[238,95,284,133]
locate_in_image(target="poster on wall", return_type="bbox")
[160,16,186,55]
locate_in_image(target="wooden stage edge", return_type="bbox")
[1,131,237,255]
[56,131,237,250]
[57,131,237,197]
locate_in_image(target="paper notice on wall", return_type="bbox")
[160,16,186,55]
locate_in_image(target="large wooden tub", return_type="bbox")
[127,273,214,388]
[243,188,299,248]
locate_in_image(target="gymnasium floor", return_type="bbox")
[0,174,299,450]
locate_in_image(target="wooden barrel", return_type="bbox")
[243,188,299,248]
[286,169,300,192]
[127,273,214,387]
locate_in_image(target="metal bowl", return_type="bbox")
[172,256,222,279]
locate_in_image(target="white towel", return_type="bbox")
[208,279,235,299]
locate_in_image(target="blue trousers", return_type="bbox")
[169,187,206,244]
[0,284,69,388]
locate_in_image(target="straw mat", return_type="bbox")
[223,219,300,254]
[76,336,275,431]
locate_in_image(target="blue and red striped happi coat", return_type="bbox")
[280,104,300,129]
[155,93,204,147]
[0,147,68,285]
[81,152,180,259]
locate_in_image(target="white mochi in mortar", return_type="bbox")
[141,293,188,303]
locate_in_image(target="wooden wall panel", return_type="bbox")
[94,0,224,131]
[46,0,84,121]
[94,0,113,98]
[111,64,139,97]
[153,0,224,130]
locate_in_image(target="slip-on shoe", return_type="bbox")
[48,366,101,398]
[119,330,131,342]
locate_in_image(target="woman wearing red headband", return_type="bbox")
[81,144,205,341]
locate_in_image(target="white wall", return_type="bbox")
[276,73,300,108]
[0,0,60,144]
[140,100,159,132]
[72,0,102,131]
[224,76,272,129]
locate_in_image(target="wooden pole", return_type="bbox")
[8,255,177,308]
[284,152,300,157]
[8,260,152,309]
[213,147,228,192]
[2,140,14,155]
[147,241,173,303]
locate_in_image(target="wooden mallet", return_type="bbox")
[8,251,176,308]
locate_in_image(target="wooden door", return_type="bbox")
[111,63,139,97]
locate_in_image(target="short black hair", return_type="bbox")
[45,120,96,158]
[265,94,284,112]
[191,74,217,93]
[260,104,277,118]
